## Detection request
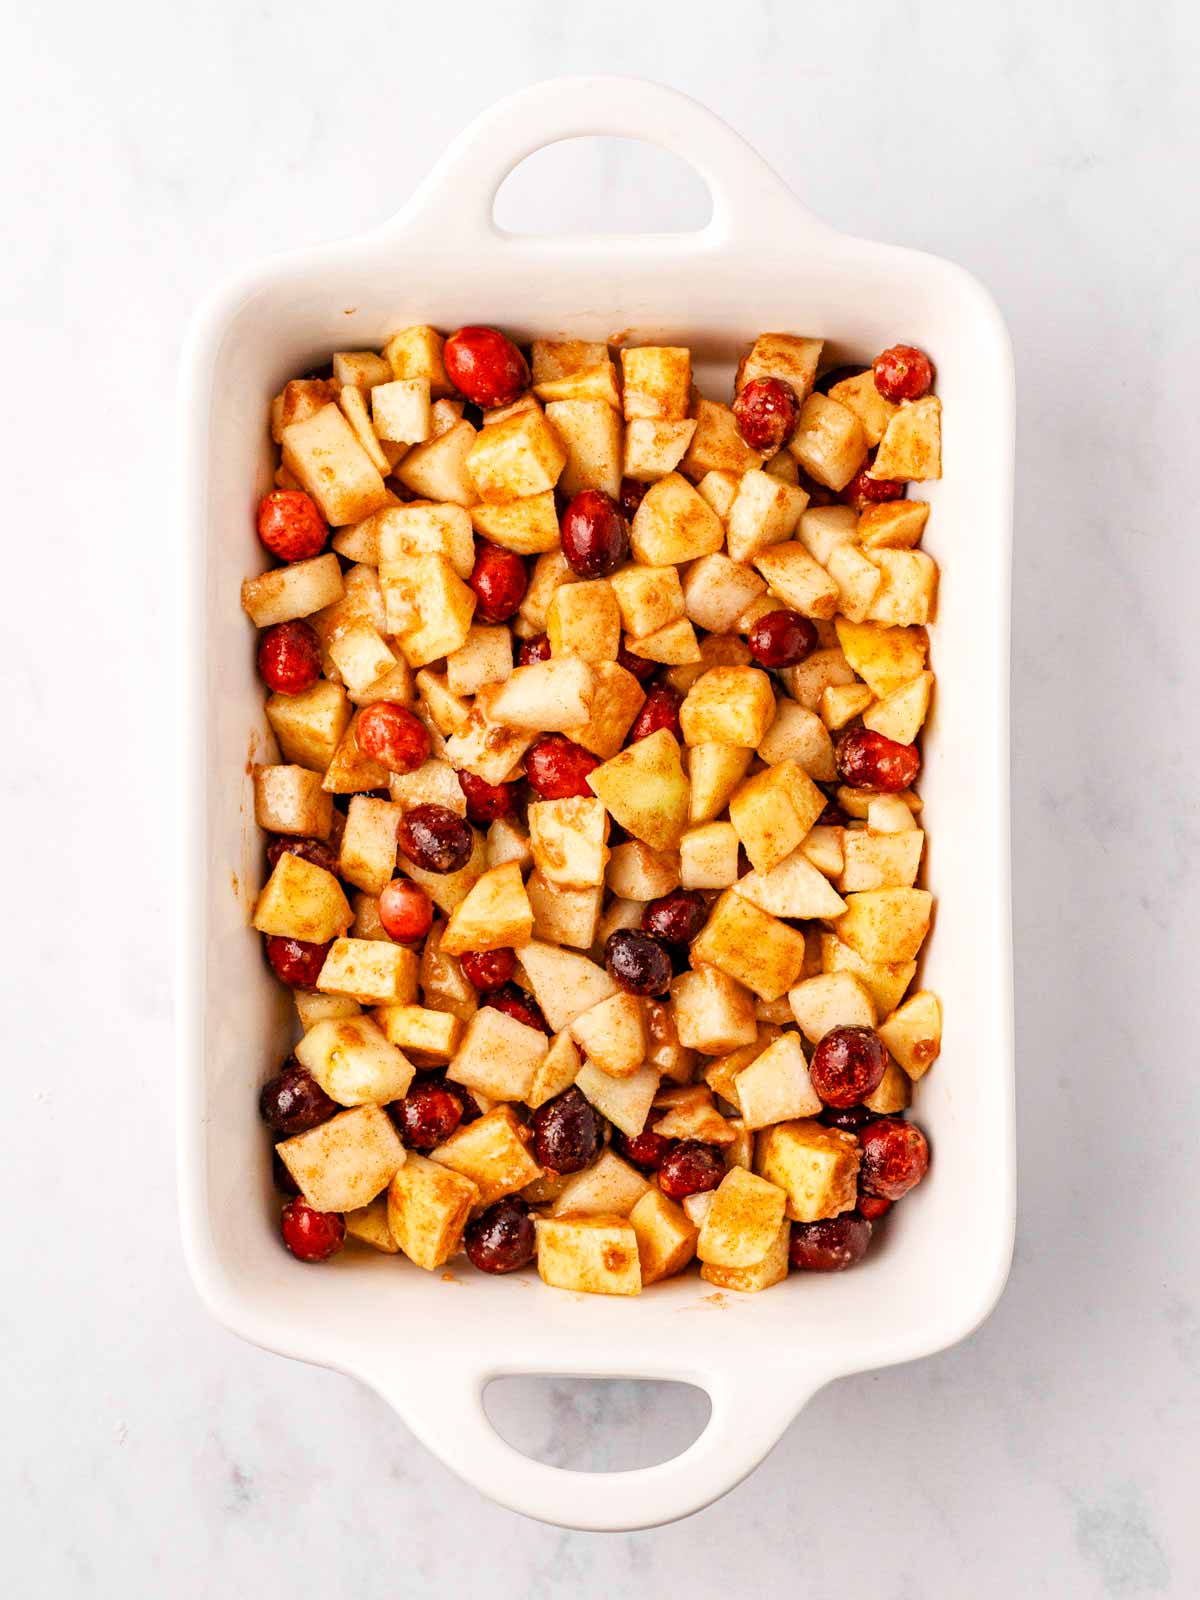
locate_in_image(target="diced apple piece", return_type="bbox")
[866,795,918,834]
[697,1167,787,1268]
[482,660,590,736]
[470,491,561,554]
[296,1012,415,1103]
[864,1056,912,1114]
[326,620,398,696]
[266,680,351,773]
[528,796,609,889]
[295,992,360,1029]
[801,825,845,878]
[384,325,451,396]
[629,472,724,566]
[620,346,691,421]
[395,421,477,505]
[671,964,758,1053]
[878,990,942,1080]
[387,555,477,669]
[827,368,898,445]
[253,764,333,840]
[443,692,534,789]
[532,344,621,408]
[782,648,857,713]
[679,666,775,748]
[486,815,533,871]
[626,618,700,665]
[735,334,823,403]
[838,784,921,820]
[629,1190,697,1285]
[681,553,766,634]
[726,470,808,563]
[278,1105,404,1213]
[252,852,352,943]
[535,1215,641,1296]
[430,1105,541,1208]
[703,1031,775,1109]
[397,827,486,915]
[755,1118,860,1222]
[545,398,622,498]
[683,1191,717,1230]
[445,626,513,698]
[446,1006,548,1101]
[316,938,418,1006]
[828,543,883,623]
[343,1194,399,1253]
[548,1149,649,1218]
[336,795,400,894]
[587,729,690,852]
[699,1217,790,1293]
[737,846,848,920]
[516,551,576,637]
[466,410,566,503]
[526,872,602,949]
[280,404,390,525]
[441,861,533,955]
[388,758,466,818]
[834,618,928,699]
[623,419,697,482]
[333,350,391,391]
[652,1086,736,1144]
[752,542,839,619]
[820,682,874,731]
[866,549,938,627]
[862,671,934,745]
[681,397,763,478]
[839,829,924,892]
[574,1061,660,1138]
[519,941,617,1033]
[679,822,739,889]
[835,888,933,964]
[734,1032,822,1129]
[797,503,860,565]
[858,499,931,550]
[377,502,475,578]
[525,1029,583,1109]
[271,377,337,441]
[570,992,647,1078]
[758,701,836,781]
[387,1153,477,1271]
[819,933,916,1017]
[870,396,941,481]
[547,578,620,663]
[604,842,678,903]
[728,760,826,874]
[321,710,391,794]
[788,972,876,1044]
[687,742,753,823]
[609,564,684,638]
[373,1003,463,1062]
[696,468,740,521]
[788,393,868,491]
[241,552,344,628]
[371,378,431,445]
[567,660,646,758]
[690,890,808,1001]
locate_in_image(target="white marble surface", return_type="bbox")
[4,1,1198,1593]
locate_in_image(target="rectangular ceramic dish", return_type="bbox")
[179,76,1015,1531]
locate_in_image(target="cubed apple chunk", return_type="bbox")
[728,760,826,875]
[861,671,933,745]
[788,972,876,1044]
[835,888,933,964]
[376,502,475,577]
[386,555,477,669]
[567,661,646,758]
[316,938,419,1006]
[870,396,941,481]
[623,419,697,481]
[670,964,758,1053]
[429,1105,542,1207]
[469,491,562,554]
[253,764,333,840]
[535,1215,642,1296]
[384,324,450,395]
[687,742,753,823]
[242,552,344,628]
[827,368,898,445]
[518,941,617,1032]
[387,1153,478,1271]
[295,1013,415,1104]
[440,861,533,955]
[337,795,401,894]
[679,822,740,889]
[697,1167,788,1268]
[700,1217,790,1293]
[466,410,567,503]
[545,398,622,499]
[752,542,840,619]
[735,333,823,403]
[733,1032,822,1129]
[280,404,390,526]
[586,729,690,852]
[737,846,847,921]
[620,346,691,421]
[528,796,610,888]
[679,667,776,748]
[866,549,939,627]
[252,852,352,943]
[682,553,766,634]
[839,829,925,892]
[277,1105,405,1213]
[547,578,620,662]
[526,1030,583,1108]
[878,990,942,1080]
[819,933,917,1018]
[486,657,595,731]
[858,499,930,550]
[755,1118,861,1222]
[547,1149,649,1218]
[445,625,513,698]
[758,701,836,781]
[681,397,763,478]
[835,618,928,699]
[570,992,647,1078]
[372,1003,463,1061]
[343,1194,399,1253]
[526,872,602,948]
[690,890,808,1001]
[446,1006,548,1101]
[267,680,352,772]
[629,1190,698,1285]
[726,470,809,563]
[609,564,685,638]
[630,473,724,565]
[788,393,868,491]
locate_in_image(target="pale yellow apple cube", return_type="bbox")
[242,552,344,628]
[548,1149,650,1217]
[545,398,622,498]
[788,393,869,492]
[630,472,725,566]
[728,760,827,875]
[528,796,610,889]
[878,989,942,1080]
[690,889,808,1002]
[679,666,776,749]
[734,1032,822,1129]
[828,368,898,445]
[726,470,809,564]
[755,1118,861,1222]
[586,729,690,852]
[253,764,333,840]
[371,378,431,444]
[609,564,685,638]
[547,578,620,662]
[679,822,739,890]
[858,499,931,550]
[870,396,941,481]
[752,542,840,619]
[535,1215,642,1296]
[470,491,562,554]
[620,346,691,421]
[835,618,928,698]
[441,861,534,954]
[447,1005,548,1102]
[629,1190,698,1285]
[252,852,352,943]
[835,888,933,964]
[316,938,419,1007]
[278,1105,405,1213]
[466,409,567,503]
[383,324,451,396]
[670,964,758,1053]
[788,972,876,1043]
[681,397,763,478]
[395,421,477,505]
[623,419,697,481]
[430,1105,542,1207]
[735,334,823,403]
[387,1153,477,1271]
[280,404,390,525]
[697,1167,788,1268]
[295,1012,415,1103]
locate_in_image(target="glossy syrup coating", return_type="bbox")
[469,543,528,621]
[747,609,817,669]
[266,835,339,876]
[517,633,552,666]
[397,804,474,874]
[872,344,934,403]
[257,620,322,695]
[614,1128,675,1170]
[841,461,904,512]
[356,702,431,773]
[526,735,601,800]
[259,1057,338,1136]
[444,326,529,408]
[457,768,516,824]
[835,727,921,793]
[642,889,707,946]
[560,489,630,577]
[280,1197,345,1262]
[530,1086,601,1174]
[628,684,682,743]
[486,984,549,1034]
[658,1141,725,1200]
[809,1025,889,1108]
[604,929,673,996]
[732,376,799,452]
[256,489,328,561]
[459,948,516,991]
[388,1080,464,1150]
[464,1199,537,1274]
[859,1117,930,1200]
[264,934,331,988]
[789,1213,872,1271]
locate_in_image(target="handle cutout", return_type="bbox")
[483,1376,711,1473]
[492,136,714,235]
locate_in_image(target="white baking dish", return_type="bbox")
[179,76,1015,1532]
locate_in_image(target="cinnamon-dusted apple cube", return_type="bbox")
[801,825,845,878]
[652,1086,736,1144]
[332,350,391,391]
[241,552,344,628]
[781,647,858,713]
[295,992,361,1029]
[470,491,561,554]
[466,409,567,503]
[623,419,697,482]
[752,542,839,619]
[671,964,757,1052]
[271,377,338,441]
[387,1153,477,1271]
[626,618,700,666]
[395,421,477,506]
[483,393,541,428]
[545,398,622,498]
[758,702,836,781]
[679,666,775,748]
[726,470,809,564]
[321,711,391,794]
[574,1061,660,1138]
[690,890,808,1002]
[528,796,610,889]
[398,828,487,916]
[350,893,388,941]
[834,618,928,698]
[389,756,467,816]
[839,829,925,892]
[864,1056,912,1115]
[338,383,391,474]
[680,822,739,890]
[703,1031,775,1109]
[609,564,685,638]
[597,897,647,946]
[486,816,533,873]
[326,620,398,696]
[370,377,431,446]
[681,553,765,635]
[444,685,534,786]
[683,1191,717,1230]
[862,671,934,745]
[857,499,931,550]
[531,340,620,406]
[629,1190,698,1285]
[280,404,390,525]
[445,625,513,698]
[735,333,823,403]
[866,549,938,627]
[723,1121,755,1171]
[696,468,740,521]
[681,397,763,478]
[620,346,691,421]
[343,1194,399,1253]
[388,555,477,668]
[535,1215,641,1296]
[734,1033,822,1130]
[253,764,333,840]
[737,846,848,920]
[630,472,724,566]
[419,919,478,1023]
[728,760,826,874]
[606,840,680,900]
[526,1029,583,1109]
[827,544,883,624]
[567,661,646,758]
[697,1167,788,1269]
[266,680,351,772]
[252,852,352,943]
[336,795,400,894]
[526,873,602,949]
[788,393,868,491]
[797,503,860,565]
[866,795,919,834]
[383,324,451,396]
[316,938,419,1006]
[827,368,898,445]
[373,1003,463,1062]
[755,1118,860,1222]
[870,396,941,481]
[279,1105,405,1214]
[547,578,620,662]
[587,729,690,852]
[441,861,533,955]
[425,398,464,438]
[516,551,575,637]
[878,990,942,1080]
[518,941,617,1032]
[548,1149,649,1218]
[296,1012,415,1103]
[430,1105,541,1207]
[820,683,875,731]
[377,502,476,578]
[788,972,876,1044]
[447,1005,549,1102]
[836,888,933,964]
[570,992,647,1078]
[838,784,921,821]
[686,742,753,824]
[819,933,916,1018]
[700,1217,789,1293]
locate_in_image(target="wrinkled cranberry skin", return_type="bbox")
[257,620,321,696]
[858,1192,893,1221]
[859,1117,930,1200]
[561,489,630,578]
[820,1103,875,1133]
[748,608,818,669]
[517,633,552,666]
[642,889,708,946]
[272,1149,300,1195]
[836,727,921,793]
[259,1058,339,1136]
[810,1025,889,1108]
[444,326,529,408]
[789,1213,872,1272]
[873,344,934,403]
[357,701,431,773]
[605,929,673,996]
[457,768,516,824]
[266,835,339,876]
[389,1081,464,1150]
[464,1198,537,1274]
[614,1128,675,1171]
[377,878,434,943]
[281,1197,345,1262]
[842,465,904,513]
[629,684,682,743]
[658,1141,726,1201]
[531,1086,601,1174]
[617,641,658,683]
[486,984,549,1034]
[460,948,516,991]
[264,934,331,988]
[733,377,800,452]
[397,804,474,874]
[470,543,528,622]
[257,490,328,562]
[619,476,648,520]
[526,734,600,800]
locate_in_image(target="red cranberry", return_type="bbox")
[486,984,549,1033]
[617,641,657,683]
[816,789,848,827]
[733,376,799,452]
[281,1197,345,1262]
[377,878,433,943]
[842,461,905,512]
[357,701,430,773]
[530,1086,601,1174]
[264,934,330,988]
[464,1198,536,1274]
[397,804,474,874]
[457,768,515,824]
[444,326,529,408]
[747,608,818,669]
[873,345,934,403]
[820,1103,875,1132]
[469,543,527,622]
[460,948,516,991]
[836,727,921,793]
[560,489,630,577]
[526,734,600,799]
[259,1057,338,1135]
[257,620,321,696]
[388,1081,464,1150]
[789,1213,872,1272]
[266,835,339,876]
[658,1141,725,1201]
[810,1025,888,1108]
[814,363,869,395]
[614,1128,675,1170]
[272,1148,300,1195]
[642,889,707,946]
[517,633,552,666]
[858,1192,893,1221]
[256,490,328,562]
[859,1117,930,1200]
[628,684,681,742]
[794,465,838,506]
[619,476,648,520]
[604,929,672,996]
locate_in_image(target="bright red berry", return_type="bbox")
[256,490,328,562]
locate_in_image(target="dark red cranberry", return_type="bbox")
[810,1026,889,1109]
[658,1141,726,1201]
[388,1081,464,1150]
[820,1103,875,1132]
[266,835,339,876]
[281,1197,345,1262]
[526,734,600,800]
[858,1192,893,1221]
[873,344,934,403]
[460,948,516,991]
[604,929,672,996]
[264,934,331,988]
[794,465,838,506]
[628,684,681,743]
[617,641,657,683]
[457,768,516,824]
[486,984,549,1034]
[257,620,321,696]
[397,804,474,874]
[377,878,434,943]
[517,633,552,666]
[733,376,799,452]
[272,1149,300,1195]
[859,1117,930,1200]
[816,794,848,827]
[560,489,629,577]
[789,1213,872,1272]
[259,1057,338,1136]
[842,460,905,512]
[642,889,707,946]
[814,363,869,395]
[747,608,818,669]
[836,727,921,793]
[530,1086,601,1174]
[469,543,527,622]
[357,701,430,773]
[614,1128,675,1171]
[619,476,648,520]
[256,489,328,562]
[464,1198,536,1274]
[444,326,529,408]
